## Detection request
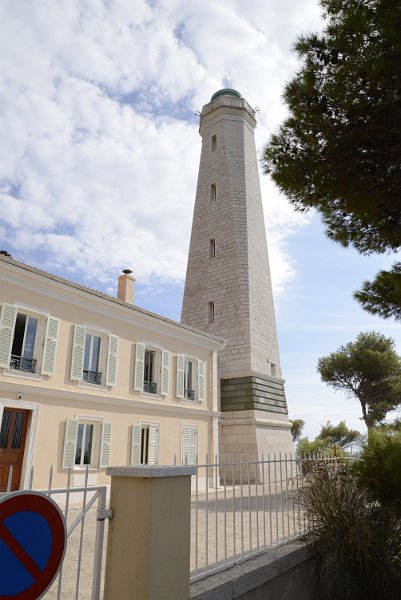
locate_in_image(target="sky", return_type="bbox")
[0,0,400,439]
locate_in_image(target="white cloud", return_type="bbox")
[0,0,323,292]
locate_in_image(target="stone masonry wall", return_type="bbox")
[181,96,281,380]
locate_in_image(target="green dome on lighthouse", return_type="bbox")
[211,88,242,101]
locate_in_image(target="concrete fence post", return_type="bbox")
[103,465,195,600]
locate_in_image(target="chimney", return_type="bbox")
[117,269,136,304]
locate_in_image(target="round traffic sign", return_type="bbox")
[0,491,67,599]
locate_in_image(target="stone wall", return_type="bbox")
[181,93,282,380]
[190,540,320,600]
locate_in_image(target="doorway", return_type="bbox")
[0,408,29,491]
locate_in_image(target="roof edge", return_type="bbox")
[0,255,225,348]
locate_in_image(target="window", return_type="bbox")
[70,325,118,387]
[134,343,169,396]
[210,183,216,202]
[184,358,194,400]
[176,355,205,402]
[131,423,159,465]
[0,303,59,376]
[271,363,277,377]
[11,313,38,373]
[181,426,198,466]
[83,333,101,384]
[208,301,215,324]
[144,349,156,393]
[62,417,112,469]
[209,238,216,258]
[211,135,217,151]
[75,421,95,466]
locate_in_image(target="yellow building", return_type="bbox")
[0,254,222,491]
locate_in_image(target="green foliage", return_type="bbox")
[318,420,362,448]
[297,420,361,456]
[300,461,401,599]
[355,429,401,508]
[290,418,305,442]
[354,262,401,321]
[297,436,329,455]
[263,0,401,320]
[263,0,401,255]
[317,332,401,429]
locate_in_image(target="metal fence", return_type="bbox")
[189,451,359,581]
[2,452,357,594]
[1,464,109,600]
[189,453,303,580]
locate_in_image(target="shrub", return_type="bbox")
[299,460,401,600]
[354,429,401,509]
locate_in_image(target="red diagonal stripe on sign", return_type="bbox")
[0,520,43,581]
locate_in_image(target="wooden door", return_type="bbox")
[0,408,29,491]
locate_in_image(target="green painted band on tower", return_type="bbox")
[211,88,242,101]
[220,376,289,414]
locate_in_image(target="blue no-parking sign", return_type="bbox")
[0,491,66,599]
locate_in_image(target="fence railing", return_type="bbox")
[2,452,358,595]
[1,464,108,600]
[190,451,358,581]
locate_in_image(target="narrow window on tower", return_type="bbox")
[209,238,216,258]
[211,135,217,151]
[210,183,216,202]
[271,363,277,377]
[208,301,215,324]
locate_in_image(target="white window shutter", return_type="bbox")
[176,354,185,399]
[99,422,112,468]
[198,360,205,402]
[106,334,119,386]
[182,426,190,466]
[131,425,142,465]
[41,316,60,376]
[148,425,159,465]
[160,349,169,396]
[189,427,198,466]
[0,303,17,369]
[70,324,86,381]
[62,417,79,469]
[134,342,145,392]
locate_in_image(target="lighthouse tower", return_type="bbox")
[181,89,294,460]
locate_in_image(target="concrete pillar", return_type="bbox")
[103,465,195,600]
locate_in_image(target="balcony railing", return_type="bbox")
[184,389,195,401]
[10,355,37,373]
[83,370,102,385]
[144,381,157,394]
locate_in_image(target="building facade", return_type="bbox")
[0,255,222,491]
[182,89,294,460]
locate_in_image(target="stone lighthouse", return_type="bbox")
[181,88,294,460]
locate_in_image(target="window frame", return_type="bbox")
[144,348,158,394]
[83,331,103,385]
[208,301,215,324]
[131,422,160,465]
[176,355,206,403]
[74,418,99,468]
[210,183,217,202]
[209,238,216,258]
[62,415,111,470]
[71,324,118,387]
[0,303,59,377]
[184,357,195,401]
[134,343,169,396]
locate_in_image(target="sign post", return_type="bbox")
[0,490,67,599]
